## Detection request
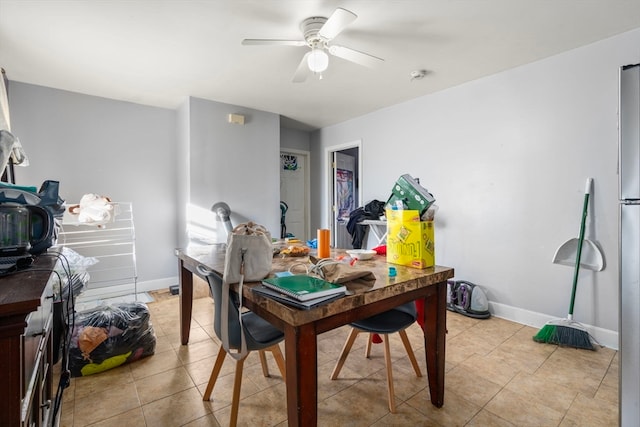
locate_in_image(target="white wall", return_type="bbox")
[9,82,178,285]
[311,28,640,347]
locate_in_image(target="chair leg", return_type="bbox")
[258,350,269,377]
[365,332,374,358]
[229,356,246,427]
[269,344,286,380]
[206,346,269,427]
[330,328,360,380]
[382,334,397,413]
[203,345,227,401]
[398,329,422,377]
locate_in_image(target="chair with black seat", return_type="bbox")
[196,265,286,427]
[330,301,422,413]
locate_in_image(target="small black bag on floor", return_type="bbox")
[447,280,491,319]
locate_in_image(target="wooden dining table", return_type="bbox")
[175,244,454,426]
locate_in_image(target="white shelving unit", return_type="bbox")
[57,202,138,302]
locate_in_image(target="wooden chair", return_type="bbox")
[197,266,285,427]
[330,301,422,413]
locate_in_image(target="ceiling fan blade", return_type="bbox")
[292,52,310,83]
[318,8,357,40]
[328,45,384,68]
[242,39,306,47]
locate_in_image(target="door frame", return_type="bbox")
[280,148,311,241]
[325,140,363,247]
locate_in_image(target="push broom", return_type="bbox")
[533,178,596,350]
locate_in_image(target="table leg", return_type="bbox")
[423,280,446,407]
[284,323,317,426]
[179,259,193,345]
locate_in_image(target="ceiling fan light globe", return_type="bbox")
[307,49,329,73]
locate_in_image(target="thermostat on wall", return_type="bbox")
[227,113,245,125]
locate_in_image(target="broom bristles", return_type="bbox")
[533,318,595,351]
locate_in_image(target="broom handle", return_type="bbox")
[569,178,592,318]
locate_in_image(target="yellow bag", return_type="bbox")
[386,209,435,269]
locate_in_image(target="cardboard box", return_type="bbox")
[386,209,435,269]
[386,174,435,217]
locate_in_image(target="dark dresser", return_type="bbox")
[0,254,58,426]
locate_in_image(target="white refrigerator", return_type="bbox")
[619,62,640,427]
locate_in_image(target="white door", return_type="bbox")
[280,151,309,240]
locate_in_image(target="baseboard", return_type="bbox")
[137,277,178,293]
[489,301,618,350]
[78,277,178,301]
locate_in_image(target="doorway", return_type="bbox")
[326,141,362,248]
[280,149,310,241]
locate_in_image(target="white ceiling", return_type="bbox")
[1,1,640,131]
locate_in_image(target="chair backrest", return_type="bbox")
[199,268,244,349]
[350,299,419,334]
[395,301,417,320]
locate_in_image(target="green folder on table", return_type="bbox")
[261,274,346,301]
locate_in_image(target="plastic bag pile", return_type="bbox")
[69,302,156,377]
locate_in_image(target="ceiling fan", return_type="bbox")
[242,8,384,82]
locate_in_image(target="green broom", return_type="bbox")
[533,178,596,350]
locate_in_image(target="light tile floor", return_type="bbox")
[59,291,618,426]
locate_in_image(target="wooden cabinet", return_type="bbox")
[0,254,58,427]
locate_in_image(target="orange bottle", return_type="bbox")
[317,229,330,258]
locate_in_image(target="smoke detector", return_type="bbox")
[409,70,428,81]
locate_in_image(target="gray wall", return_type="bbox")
[8,85,284,290]
[280,127,310,152]
[310,28,640,347]
[9,82,177,285]
[181,97,281,245]
[176,97,190,249]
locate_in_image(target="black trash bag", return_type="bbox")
[69,302,156,377]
